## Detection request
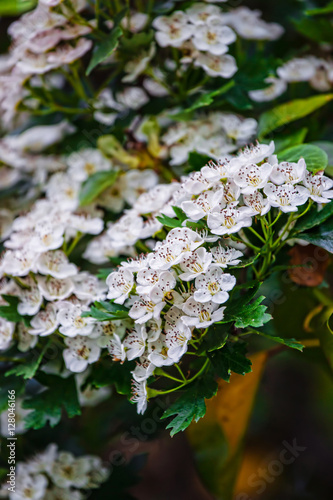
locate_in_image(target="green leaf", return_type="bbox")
[294,201,333,233]
[0,295,24,323]
[85,360,133,396]
[86,26,123,75]
[198,323,229,354]
[0,0,36,15]
[23,374,81,429]
[82,301,129,321]
[278,143,328,174]
[250,329,304,351]
[306,2,333,15]
[156,213,183,229]
[298,220,333,253]
[170,81,235,120]
[171,206,187,222]
[119,30,154,53]
[273,128,308,153]
[228,253,259,269]
[161,376,218,436]
[186,151,211,172]
[258,94,333,138]
[209,342,252,382]
[312,141,333,175]
[79,170,118,206]
[293,17,333,43]
[5,340,51,380]
[233,296,272,329]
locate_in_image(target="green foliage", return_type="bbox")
[23,373,81,429]
[298,219,333,253]
[79,170,119,206]
[209,342,252,382]
[86,14,125,75]
[0,0,36,15]
[5,340,51,380]
[232,296,272,329]
[250,329,304,351]
[170,81,235,120]
[85,360,134,396]
[258,94,333,138]
[305,2,333,15]
[278,144,328,174]
[273,128,308,153]
[82,300,129,321]
[293,17,333,44]
[156,213,183,229]
[294,200,333,233]
[120,31,154,53]
[0,295,29,324]
[187,151,211,172]
[161,375,218,436]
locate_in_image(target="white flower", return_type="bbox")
[17,276,43,316]
[133,183,179,214]
[63,336,101,373]
[116,86,149,110]
[233,162,273,194]
[29,303,58,337]
[9,467,47,500]
[243,191,271,216]
[236,141,275,167]
[0,318,14,350]
[72,272,107,303]
[148,338,173,367]
[76,373,112,408]
[36,250,78,279]
[67,148,112,182]
[165,227,204,252]
[201,159,233,184]
[121,11,149,33]
[0,399,31,436]
[181,188,224,221]
[249,77,287,102]
[165,319,192,362]
[122,44,156,83]
[123,325,147,360]
[106,268,134,304]
[185,3,222,24]
[0,249,38,277]
[98,333,126,362]
[277,58,316,82]
[228,7,284,40]
[129,296,165,324]
[219,114,258,143]
[270,159,306,185]
[51,451,92,488]
[149,271,177,303]
[207,206,253,235]
[194,52,237,78]
[132,354,155,382]
[148,242,186,270]
[108,212,144,248]
[264,183,310,212]
[302,171,333,203]
[47,38,92,65]
[38,276,74,301]
[211,244,243,268]
[57,302,95,337]
[192,20,236,55]
[136,268,161,295]
[131,379,148,414]
[153,11,194,48]
[179,247,212,281]
[182,297,225,328]
[17,323,38,352]
[122,169,159,206]
[194,266,236,304]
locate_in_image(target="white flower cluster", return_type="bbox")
[0,134,162,372]
[162,111,258,165]
[0,0,92,129]
[250,56,333,102]
[103,140,333,414]
[0,444,109,500]
[152,5,283,78]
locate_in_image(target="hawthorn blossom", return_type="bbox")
[249,77,287,102]
[129,296,165,324]
[243,191,271,216]
[207,206,252,235]
[192,21,236,55]
[179,247,212,281]
[264,183,310,212]
[233,163,273,194]
[106,268,134,304]
[0,318,14,351]
[153,11,194,47]
[98,333,126,362]
[63,336,101,373]
[182,297,225,328]
[29,303,59,336]
[181,189,224,221]
[57,302,96,337]
[38,276,74,301]
[270,159,306,185]
[131,379,148,414]
[36,250,78,279]
[302,171,333,203]
[123,325,147,360]
[194,267,236,304]
[165,319,192,362]
[194,53,237,78]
